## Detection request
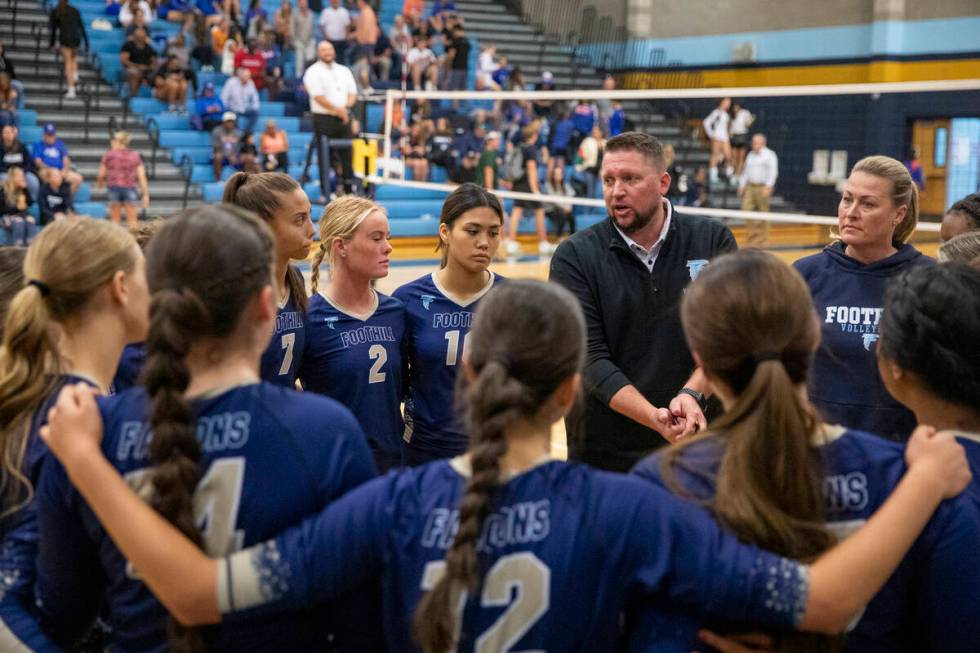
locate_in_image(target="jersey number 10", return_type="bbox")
[444,330,469,367]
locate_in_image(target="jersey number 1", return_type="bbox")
[421,552,550,652]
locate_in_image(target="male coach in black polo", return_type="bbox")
[549,131,737,471]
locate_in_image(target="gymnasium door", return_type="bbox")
[911,120,950,217]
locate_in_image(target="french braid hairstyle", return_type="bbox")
[878,262,980,412]
[413,279,585,653]
[141,204,275,651]
[309,195,383,293]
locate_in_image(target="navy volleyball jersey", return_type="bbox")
[299,291,406,467]
[216,459,810,651]
[0,374,98,607]
[259,288,307,387]
[110,343,147,394]
[34,383,379,652]
[393,272,504,460]
[794,243,932,440]
[629,427,980,653]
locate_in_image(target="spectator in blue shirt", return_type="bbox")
[490,55,509,88]
[192,82,225,131]
[162,0,194,23]
[608,101,626,136]
[548,109,574,175]
[571,99,596,154]
[31,123,82,194]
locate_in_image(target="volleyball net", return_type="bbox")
[360,78,980,247]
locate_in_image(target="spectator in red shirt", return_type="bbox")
[233,39,267,89]
[95,130,149,228]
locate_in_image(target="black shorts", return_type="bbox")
[513,178,539,209]
[731,134,748,149]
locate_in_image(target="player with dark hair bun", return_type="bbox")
[940,192,980,242]
[32,206,380,652]
[39,279,971,653]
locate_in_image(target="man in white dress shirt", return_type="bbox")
[303,40,357,195]
[738,133,779,245]
[318,0,351,63]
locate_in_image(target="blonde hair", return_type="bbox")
[114,130,131,147]
[839,155,919,247]
[939,230,980,264]
[1,167,25,206]
[310,195,384,293]
[0,218,137,515]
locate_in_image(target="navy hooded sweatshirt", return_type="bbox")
[794,241,933,441]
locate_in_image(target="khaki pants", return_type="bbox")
[741,183,771,246]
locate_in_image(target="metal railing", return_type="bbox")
[78,80,94,142]
[7,0,20,47]
[31,23,47,74]
[145,116,160,180]
[178,154,193,208]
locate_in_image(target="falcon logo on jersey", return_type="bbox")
[862,334,879,351]
[686,259,708,280]
[324,316,339,330]
[420,294,437,310]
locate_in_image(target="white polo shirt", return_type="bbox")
[303,60,357,115]
[319,5,351,41]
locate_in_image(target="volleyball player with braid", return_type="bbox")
[630,251,980,653]
[0,220,146,651]
[32,206,379,651]
[299,196,406,471]
[223,172,315,387]
[40,279,972,652]
[394,183,506,465]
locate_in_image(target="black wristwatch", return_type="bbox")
[677,387,707,411]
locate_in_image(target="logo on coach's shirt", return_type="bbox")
[824,305,882,348]
[325,316,339,330]
[686,259,708,280]
[420,294,437,310]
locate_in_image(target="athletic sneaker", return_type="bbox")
[538,241,556,255]
[64,87,76,99]
[505,239,521,256]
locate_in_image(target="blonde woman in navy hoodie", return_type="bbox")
[794,155,931,441]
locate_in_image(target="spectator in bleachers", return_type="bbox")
[544,165,576,238]
[444,22,470,92]
[162,0,195,23]
[0,73,17,128]
[37,168,75,225]
[49,0,89,100]
[166,30,192,66]
[507,64,527,92]
[406,34,437,90]
[476,43,499,91]
[0,168,35,246]
[354,0,379,63]
[456,121,485,161]
[106,0,123,19]
[260,119,289,171]
[192,81,224,130]
[303,40,357,194]
[221,67,260,134]
[681,165,708,207]
[491,55,509,89]
[118,0,153,27]
[570,99,596,157]
[403,121,429,181]
[372,26,393,84]
[573,123,604,199]
[234,38,268,89]
[504,121,552,256]
[608,100,626,137]
[121,27,158,97]
[96,130,149,227]
[431,0,456,20]
[402,0,423,21]
[211,15,232,63]
[0,43,24,111]
[289,0,316,76]
[475,129,500,190]
[153,55,195,113]
[532,70,556,118]
[220,25,245,75]
[32,123,82,194]
[124,8,150,37]
[257,30,285,95]
[211,112,243,180]
[595,74,615,130]
[0,126,39,200]
[239,131,261,172]
[319,0,351,63]
[225,0,243,24]
[389,13,411,55]
[244,0,269,36]
[272,0,291,48]
[547,108,573,177]
[195,0,222,26]
[426,116,456,173]
[663,143,682,203]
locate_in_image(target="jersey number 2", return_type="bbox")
[421,552,550,652]
[368,344,387,383]
[278,333,295,376]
